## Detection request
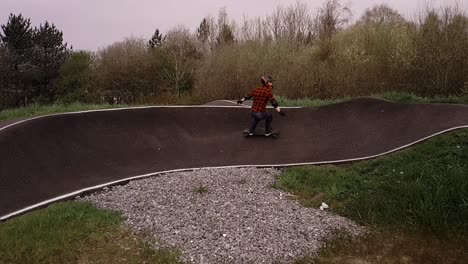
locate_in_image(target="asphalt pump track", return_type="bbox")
[1,97,468,220]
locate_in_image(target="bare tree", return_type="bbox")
[240,16,266,42]
[241,1,315,43]
[283,1,314,42]
[267,6,285,41]
[316,0,352,60]
[161,26,200,97]
[414,6,468,96]
[95,37,150,103]
[359,4,405,26]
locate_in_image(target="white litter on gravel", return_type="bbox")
[79,167,364,263]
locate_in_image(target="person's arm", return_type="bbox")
[237,91,254,104]
[269,93,286,116]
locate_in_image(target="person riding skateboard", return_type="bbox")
[237,76,286,136]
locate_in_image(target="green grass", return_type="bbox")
[295,230,468,264]
[277,92,468,107]
[0,201,182,264]
[194,185,209,194]
[276,96,349,107]
[276,129,468,232]
[378,91,468,105]
[0,102,130,122]
[277,129,468,263]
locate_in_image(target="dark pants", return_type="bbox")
[249,111,272,134]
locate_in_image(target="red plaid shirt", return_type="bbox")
[246,86,277,112]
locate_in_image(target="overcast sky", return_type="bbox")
[1,0,465,51]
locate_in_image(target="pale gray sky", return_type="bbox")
[1,0,465,51]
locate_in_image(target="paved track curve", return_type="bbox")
[1,98,468,220]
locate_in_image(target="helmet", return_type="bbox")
[261,76,273,86]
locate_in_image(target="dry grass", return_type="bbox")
[297,231,468,264]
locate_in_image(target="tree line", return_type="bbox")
[0,14,70,109]
[1,0,467,110]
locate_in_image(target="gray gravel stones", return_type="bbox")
[80,167,364,263]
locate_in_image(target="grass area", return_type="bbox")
[0,201,182,264]
[0,93,206,122]
[277,92,468,107]
[0,102,129,122]
[276,130,468,231]
[379,91,468,105]
[276,129,468,263]
[194,185,209,194]
[295,231,468,264]
[276,96,349,107]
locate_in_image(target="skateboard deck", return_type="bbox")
[243,129,279,139]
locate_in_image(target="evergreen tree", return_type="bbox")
[31,21,70,102]
[216,24,235,46]
[32,21,69,67]
[197,18,210,43]
[0,13,34,64]
[0,13,37,106]
[0,45,17,111]
[148,29,164,48]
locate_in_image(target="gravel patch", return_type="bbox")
[79,167,364,263]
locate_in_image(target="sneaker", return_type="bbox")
[248,132,254,136]
[265,132,271,136]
